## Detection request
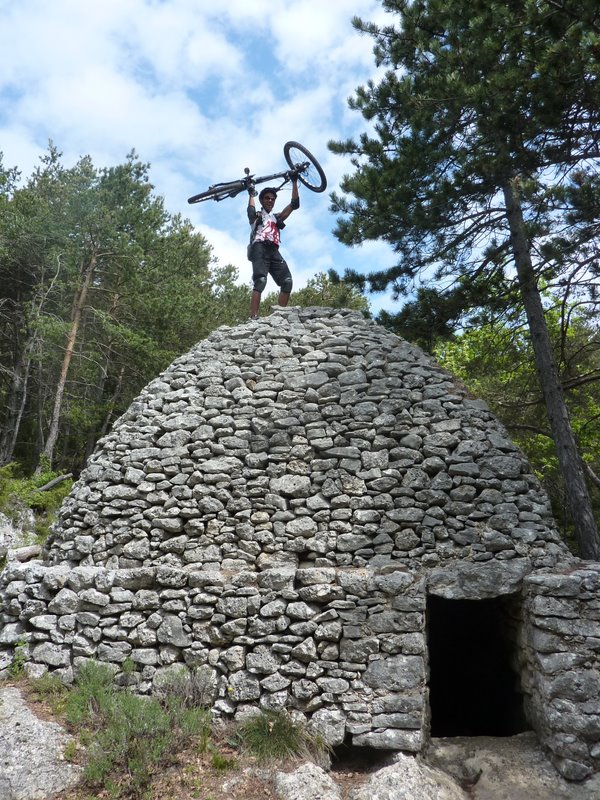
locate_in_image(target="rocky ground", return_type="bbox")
[1,683,599,800]
[424,735,600,800]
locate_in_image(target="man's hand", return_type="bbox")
[247,181,257,197]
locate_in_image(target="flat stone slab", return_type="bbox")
[0,686,81,800]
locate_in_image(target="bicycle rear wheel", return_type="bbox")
[283,141,327,193]
[188,180,245,204]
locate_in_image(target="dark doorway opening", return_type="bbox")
[427,594,528,737]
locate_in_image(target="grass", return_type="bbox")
[18,664,327,799]
[237,708,331,765]
[209,748,236,772]
[30,672,69,714]
[46,661,214,799]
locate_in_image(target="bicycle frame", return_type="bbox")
[200,166,300,203]
[187,141,326,204]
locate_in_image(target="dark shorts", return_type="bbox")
[250,241,292,292]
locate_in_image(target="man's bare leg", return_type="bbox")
[277,291,290,307]
[250,290,261,318]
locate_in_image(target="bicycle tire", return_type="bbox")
[187,180,246,204]
[283,141,327,193]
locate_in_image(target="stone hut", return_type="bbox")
[1,307,598,781]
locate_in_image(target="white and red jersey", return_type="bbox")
[253,211,282,247]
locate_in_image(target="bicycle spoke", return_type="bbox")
[284,142,327,193]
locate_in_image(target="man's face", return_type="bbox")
[261,192,276,212]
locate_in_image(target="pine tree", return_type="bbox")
[330,0,600,558]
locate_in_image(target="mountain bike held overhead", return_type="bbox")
[188,142,327,320]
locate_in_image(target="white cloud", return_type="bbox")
[197,223,247,273]
[270,2,379,74]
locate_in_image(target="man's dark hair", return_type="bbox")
[259,187,278,203]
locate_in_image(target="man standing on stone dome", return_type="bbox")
[246,175,299,320]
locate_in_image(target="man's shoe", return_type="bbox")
[249,315,259,320]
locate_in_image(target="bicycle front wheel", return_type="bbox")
[283,141,327,193]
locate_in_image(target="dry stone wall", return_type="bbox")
[0,307,597,781]
[44,307,567,571]
[521,565,600,780]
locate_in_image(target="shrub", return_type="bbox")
[154,664,217,710]
[65,660,213,798]
[63,739,78,762]
[65,661,116,728]
[237,709,330,764]
[30,672,69,714]
[83,692,174,793]
[10,639,28,678]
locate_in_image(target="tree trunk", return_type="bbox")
[100,364,125,436]
[82,292,123,463]
[39,253,97,470]
[503,179,600,560]
[32,473,73,492]
[0,332,33,465]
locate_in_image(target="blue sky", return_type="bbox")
[0,0,398,314]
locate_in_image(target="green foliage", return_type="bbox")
[0,462,73,543]
[154,665,216,711]
[19,666,336,797]
[236,709,330,764]
[0,145,245,475]
[30,672,69,714]
[264,270,371,314]
[65,661,117,728]
[330,0,600,554]
[64,661,213,798]
[0,464,18,516]
[210,749,236,772]
[63,739,78,762]
[83,691,174,793]
[0,462,72,514]
[331,1,600,310]
[434,305,600,546]
[10,639,28,678]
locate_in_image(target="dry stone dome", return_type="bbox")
[1,307,598,782]
[46,307,568,571]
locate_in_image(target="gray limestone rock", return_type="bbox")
[0,686,81,800]
[308,707,346,746]
[156,615,190,647]
[273,762,342,800]
[427,559,532,599]
[363,655,424,691]
[426,733,600,800]
[349,752,468,800]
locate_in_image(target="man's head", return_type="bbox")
[259,187,277,211]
